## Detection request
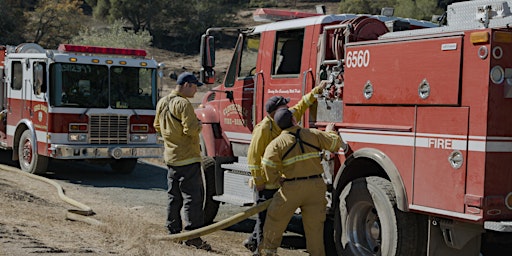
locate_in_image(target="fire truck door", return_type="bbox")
[259,28,310,124]
[413,107,469,213]
[7,59,27,131]
[220,34,260,140]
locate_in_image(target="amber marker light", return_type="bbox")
[69,57,77,62]
[494,31,512,43]
[131,124,149,132]
[470,31,489,44]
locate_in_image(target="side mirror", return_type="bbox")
[200,35,216,84]
[200,35,215,68]
[33,63,44,95]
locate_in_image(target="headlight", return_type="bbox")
[68,133,87,142]
[131,134,148,142]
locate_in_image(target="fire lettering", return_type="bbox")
[428,138,452,149]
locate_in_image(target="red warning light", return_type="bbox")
[58,44,147,57]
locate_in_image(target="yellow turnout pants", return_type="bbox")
[260,178,327,256]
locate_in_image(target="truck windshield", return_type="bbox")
[49,63,156,109]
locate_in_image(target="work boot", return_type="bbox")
[243,237,258,253]
[184,237,212,251]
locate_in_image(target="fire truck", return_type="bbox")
[196,0,512,255]
[0,43,162,174]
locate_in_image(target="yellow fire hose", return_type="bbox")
[1,163,271,240]
[152,199,272,241]
[0,163,104,226]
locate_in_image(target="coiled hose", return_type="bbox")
[152,199,272,241]
[0,163,103,226]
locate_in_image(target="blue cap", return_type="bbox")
[274,108,294,129]
[177,72,203,86]
[265,96,290,113]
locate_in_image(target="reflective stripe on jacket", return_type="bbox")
[261,126,342,185]
[154,90,202,166]
[247,85,324,188]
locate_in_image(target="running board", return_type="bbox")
[216,157,255,206]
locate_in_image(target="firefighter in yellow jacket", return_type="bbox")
[259,108,343,256]
[153,72,211,251]
[243,82,327,253]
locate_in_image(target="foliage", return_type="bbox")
[71,19,152,49]
[395,0,442,20]
[82,0,243,53]
[25,0,85,48]
[0,0,27,44]
[338,0,397,15]
[338,0,461,19]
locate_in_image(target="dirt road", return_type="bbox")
[0,150,310,256]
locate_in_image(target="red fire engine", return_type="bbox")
[196,0,512,255]
[0,43,162,174]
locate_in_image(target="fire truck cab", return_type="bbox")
[0,43,162,174]
[197,0,512,255]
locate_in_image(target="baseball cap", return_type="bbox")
[177,72,203,86]
[274,108,294,130]
[265,96,290,113]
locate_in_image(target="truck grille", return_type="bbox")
[89,115,129,144]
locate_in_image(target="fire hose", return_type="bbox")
[1,162,272,240]
[0,163,103,226]
[152,199,272,241]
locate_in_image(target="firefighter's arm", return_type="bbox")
[181,101,202,136]
[317,123,343,152]
[290,81,327,119]
[153,100,163,134]
[261,143,283,185]
[247,126,270,188]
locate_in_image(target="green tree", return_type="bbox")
[71,19,152,49]
[25,0,85,48]
[0,0,27,44]
[395,0,442,20]
[338,0,396,15]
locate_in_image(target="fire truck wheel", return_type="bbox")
[202,156,219,225]
[18,130,48,174]
[335,176,427,256]
[109,159,137,174]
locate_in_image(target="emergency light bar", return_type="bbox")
[57,44,147,57]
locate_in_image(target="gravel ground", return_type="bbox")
[0,150,309,256]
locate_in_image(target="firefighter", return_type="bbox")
[153,72,211,251]
[259,108,343,256]
[244,81,327,254]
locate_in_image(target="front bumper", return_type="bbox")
[49,144,163,159]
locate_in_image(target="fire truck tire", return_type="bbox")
[109,159,137,174]
[202,156,219,225]
[18,130,48,174]
[335,176,427,256]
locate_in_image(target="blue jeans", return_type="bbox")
[166,162,205,233]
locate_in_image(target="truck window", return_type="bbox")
[273,29,304,76]
[50,63,109,108]
[33,62,47,94]
[239,35,260,78]
[11,61,23,90]
[110,66,155,109]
